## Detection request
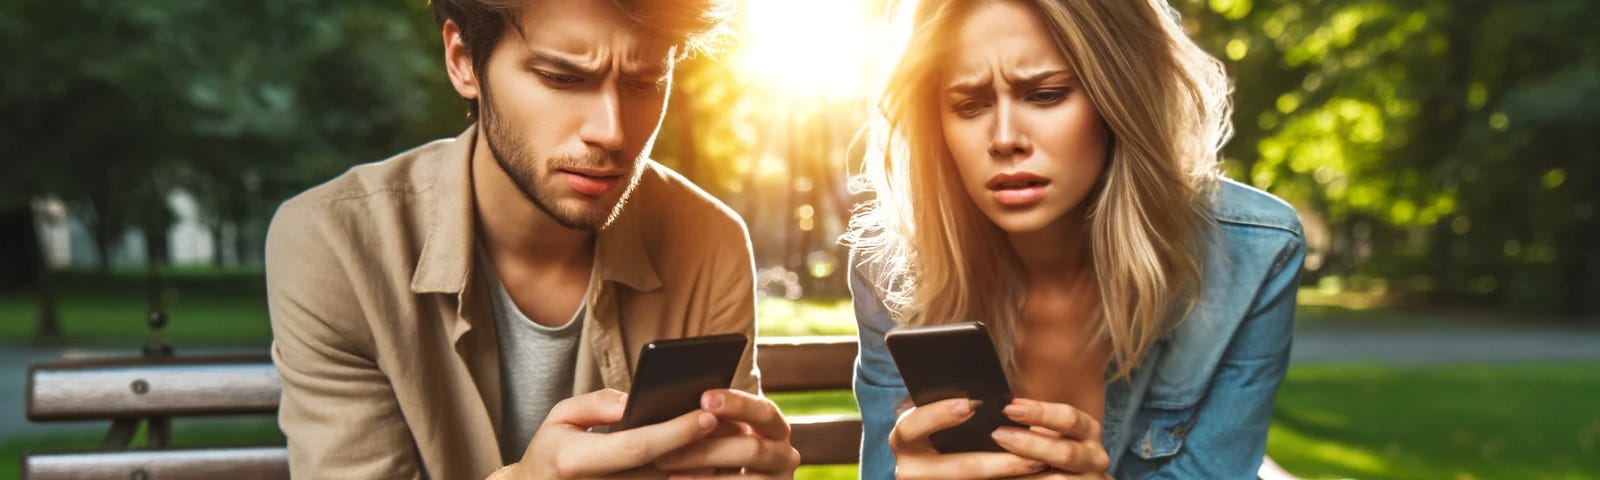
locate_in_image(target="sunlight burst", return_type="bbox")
[731,0,885,101]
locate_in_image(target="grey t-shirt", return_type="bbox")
[481,259,586,464]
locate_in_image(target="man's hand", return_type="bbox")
[653,389,801,479]
[502,389,717,479]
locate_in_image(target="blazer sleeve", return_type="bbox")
[266,199,423,479]
[702,215,761,395]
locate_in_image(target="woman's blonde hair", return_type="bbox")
[846,0,1232,380]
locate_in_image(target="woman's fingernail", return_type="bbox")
[698,412,717,431]
[1004,403,1030,418]
[703,392,724,411]
[991,428,1020,443]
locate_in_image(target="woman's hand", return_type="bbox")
[888,398,1049,479]
[991,398,1112,479]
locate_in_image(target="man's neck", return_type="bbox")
[470,136,595,267]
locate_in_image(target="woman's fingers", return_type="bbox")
[888,398,980,453]
[1003,398,1099,441]
[990,426,1110,474]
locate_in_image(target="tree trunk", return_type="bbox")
[1,206,60,340]
[87,191,120,276]
[0,206,36,291]
[141,222,167,315]
[36,249,60,341]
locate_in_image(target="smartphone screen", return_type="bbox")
[614,333,748,431]
[885,321,1022,453]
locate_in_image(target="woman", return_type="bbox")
[845,0,1305,478]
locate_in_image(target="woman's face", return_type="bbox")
[938,0,1108,235]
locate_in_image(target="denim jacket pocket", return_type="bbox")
[1126,403,1199,461]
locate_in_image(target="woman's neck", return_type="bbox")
[1006,206,1092,287]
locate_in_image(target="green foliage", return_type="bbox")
[0,0,461,267]
[1175,0,1600,314]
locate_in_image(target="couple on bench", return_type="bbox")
[265,0,1304,478]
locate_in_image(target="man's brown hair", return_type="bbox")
[430,0,732,118]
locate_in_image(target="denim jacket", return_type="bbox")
[851,177,1306,479]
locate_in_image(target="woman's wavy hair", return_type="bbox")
[845,0,1232,380]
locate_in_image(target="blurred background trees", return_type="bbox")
[2,0,1596,344]
[1175,0,1598,317]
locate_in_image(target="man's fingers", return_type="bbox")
[544,388,629,429]
[555,409,718,476]
[990,426,1110,474]
[653,435,800,473]
[1003,398,1099,441]
[889,398,980,453]
[664,473,776,480]
[701,389,790,440]
[1010,472,1098,480]
[895,451,1046,480]
[707,418,745,438]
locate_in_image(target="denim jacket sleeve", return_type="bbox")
[1120,233,1305,479]
[850,261,910,480]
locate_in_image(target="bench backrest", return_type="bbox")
[23,336,863,480]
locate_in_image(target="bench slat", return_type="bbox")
[21,415,864,478]
[28,359,281,421]
[755,336,858,393]
[27,337,860,420]
[790,414,865,465]
[24,446,289,480]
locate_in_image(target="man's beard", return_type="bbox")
[480,99,642,231]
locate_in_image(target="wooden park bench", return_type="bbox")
[21,330,862,479]
[22,315,1298,479]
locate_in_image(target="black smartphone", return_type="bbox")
[884,321,1022,453]
[614,333,748,431]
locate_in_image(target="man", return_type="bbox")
[264,0,799,478]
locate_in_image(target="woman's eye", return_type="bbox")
[953,99,987,117]
[1025,89,1068,104]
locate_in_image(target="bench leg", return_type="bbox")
[147,417,170,448]
[98,419,140,449]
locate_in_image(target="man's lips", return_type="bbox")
[562,168,625,196]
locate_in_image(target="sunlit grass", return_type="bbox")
[757,296,857,337]
[1269,364,1600,480]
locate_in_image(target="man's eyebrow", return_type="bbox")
[524,50,602,76]
[523,50,670,80]
[630,64,670,79]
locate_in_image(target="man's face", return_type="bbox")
[478,0,675,230]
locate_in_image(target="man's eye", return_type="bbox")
[537,71,584,86]
[625,79,666,94]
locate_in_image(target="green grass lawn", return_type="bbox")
[1269,363,1600,480]
[1,268,271,346]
